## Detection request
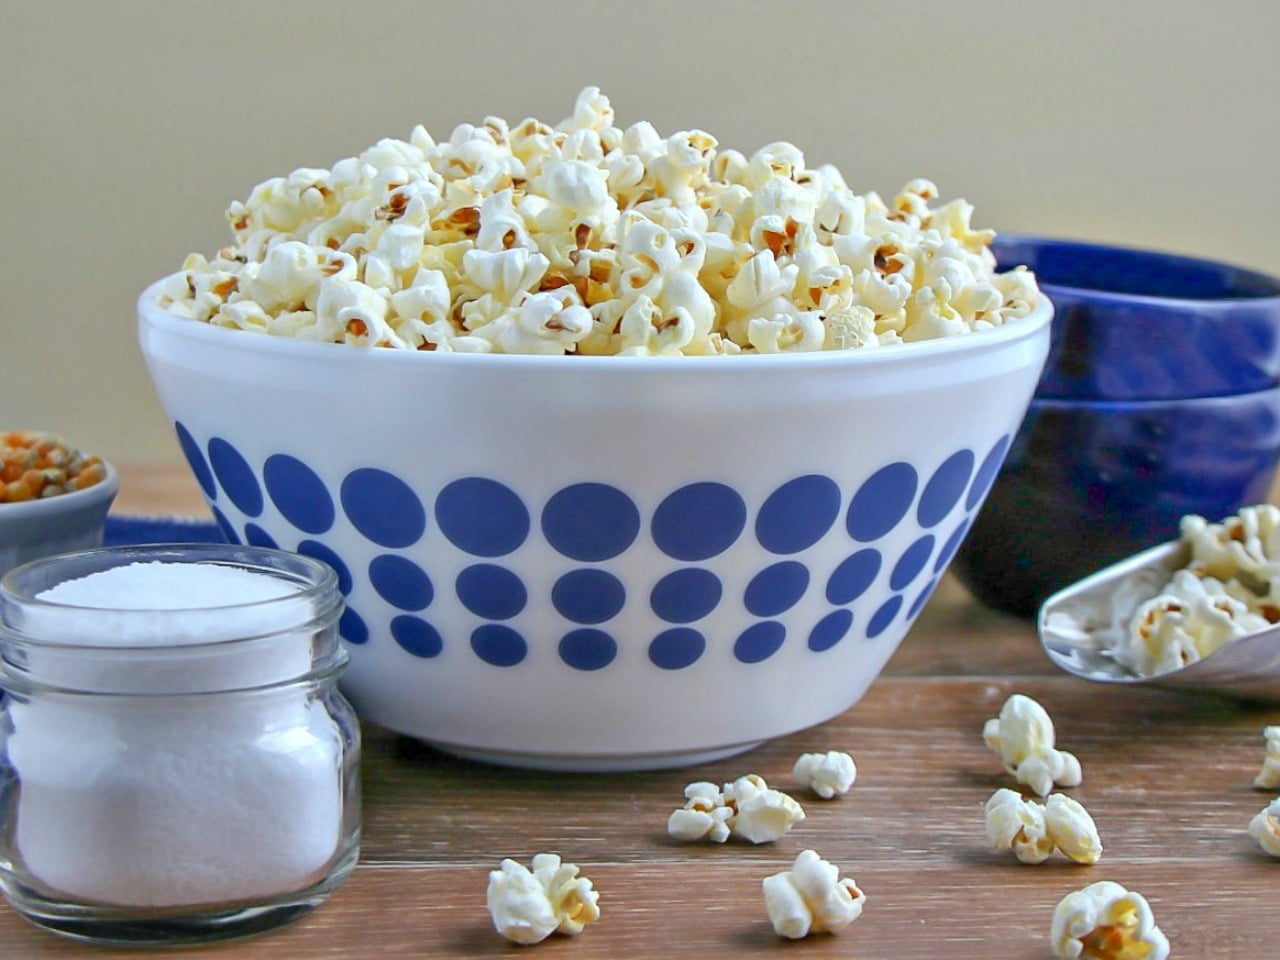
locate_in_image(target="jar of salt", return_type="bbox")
[0,543,360,944]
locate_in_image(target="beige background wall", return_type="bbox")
[2,0,1278,466]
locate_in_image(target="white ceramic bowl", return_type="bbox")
[139,282,1052,770]
[0,461,119,582]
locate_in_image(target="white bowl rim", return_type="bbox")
[138,280,1053,373]
[0,458,119,522]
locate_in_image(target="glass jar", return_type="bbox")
[0,543,360,945]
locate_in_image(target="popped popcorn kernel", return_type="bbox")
[666,774,804,844]
[486,853,600,945]
[983,694,1083,797]
[985,789,1102,865]
[1248,796,1280,857]
[158,88,1039,356]
[762,849,866,939]
[1255,726,1280,790]
[792,750,857,799]
[1050,880,1169,960]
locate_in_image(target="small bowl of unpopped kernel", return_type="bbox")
[138,86,1052,770]
[0,432,118,580]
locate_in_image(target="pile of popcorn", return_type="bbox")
[157,87,1039,356]
[1120,505,1280,677]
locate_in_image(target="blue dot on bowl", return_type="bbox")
[175,422,216,500]
[734,621,786,664]
[456,564,526,620]
[908,578,939,619]
[369,554,433,611]
[542,483,640,562]
[918,449,975,528]
[890,535,935,591]
[391,615,443,658]
[210,506,239,544]
[436,478,529,557]
[264,454,335,534]
[207,437,263,517]
[558,629,618,671]
[339,606,369,645]
[809,609,853,652]
[649,628,706,670]
[650,568,722,624]
[652,482,746,561]
[847,462,918,542]
[966,434,1012,511]
[755,475,841,554]
[243,523,278,549]
[297,539,353,595]
[341,468,425,549]
[471,624,527,667]
[551,569,625,624]
[867,595,903,639]
[934,517,973,574]
[826,549,881,605]
[744,561,810,617]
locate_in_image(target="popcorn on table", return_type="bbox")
[762,849,866,939]
[983,694,1082,797]
[1050,880,1169,960]
[792,750,857,799]
[667,774,804,844]
[1248,796,1280,857]
[984,789,1101,865]
[1256,726,1280,790]
[158,87,1040,356]
[486,853,600,945]
[1119,506,1280,678]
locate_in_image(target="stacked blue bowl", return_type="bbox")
[950,236,1280,617]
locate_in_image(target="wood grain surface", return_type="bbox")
[1,466,1276,958]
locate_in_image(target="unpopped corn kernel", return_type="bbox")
[792,751,857,799]
[762,849,866,939]
[1050,880,1169,960]
[486,853,600,945]
[1248,796,1280,857]
[983,694,1083,797]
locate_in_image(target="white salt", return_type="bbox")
[8,560,344,908]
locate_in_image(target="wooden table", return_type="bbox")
[3,465,1277,958]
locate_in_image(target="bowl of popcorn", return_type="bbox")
[0,432,118,582]
[138,87,1052,770]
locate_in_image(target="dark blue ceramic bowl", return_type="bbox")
[993,236,1280,401]
[949,387,1280,617]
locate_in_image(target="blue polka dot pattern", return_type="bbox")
[210,506,239,544]
[542,483,640,562]
[369,554,433,611]
[559,629,618,671]
[967,435,1012,510]
[264,454,335,534]
[809,609,853,652]
[908,579,938,620]
[456,564,526,620]
[847,462,917,542]
[175,422,216,500]
[552,569,625,624]
[934,517,973,574]
[867,596,903,639]
[472,624,526,667]
[890,535,935,591]
[392,616,442,658]
[827,549,881,605]
[208,438,263,517]
[918,450,975,528]
[339,607,369,645]
[755,475,841,554]
[341,468,425,549]
[297,539,353,595]
[649,628,706,670]
[436,478,529,557]
[650,569,722,624]
[244,523,278,549]
[744,561,810,617]
[652,482,746,561]
[735,622,786,663]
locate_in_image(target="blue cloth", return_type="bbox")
[104,515,224,546]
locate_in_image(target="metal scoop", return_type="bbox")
[1037,540,1280,701]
